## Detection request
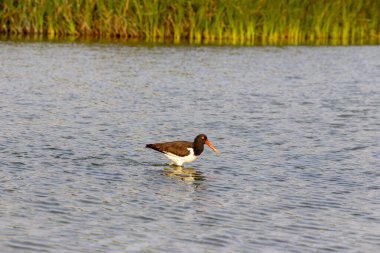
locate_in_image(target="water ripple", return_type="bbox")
[1,43,379,253]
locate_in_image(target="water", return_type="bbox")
[1,42,380,253]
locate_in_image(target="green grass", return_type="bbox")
[0,0,379,45]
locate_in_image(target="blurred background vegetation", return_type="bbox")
[1,0,379,45]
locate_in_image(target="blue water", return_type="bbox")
[1,42,379,252]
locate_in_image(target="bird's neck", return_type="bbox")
[193,140,204,156]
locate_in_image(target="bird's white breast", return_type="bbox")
[164,148,198,166]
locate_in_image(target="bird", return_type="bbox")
[146,134,220,166]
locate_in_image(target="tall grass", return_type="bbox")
[1,0,379,44]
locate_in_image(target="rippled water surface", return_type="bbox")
[1,42,380,252]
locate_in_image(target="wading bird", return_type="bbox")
[146,134,220,166]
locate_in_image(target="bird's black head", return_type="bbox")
[193,134,220,156]
[194,134,208,143]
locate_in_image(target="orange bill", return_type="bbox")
[205,140,220,156]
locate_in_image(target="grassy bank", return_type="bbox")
[1,0,379,45]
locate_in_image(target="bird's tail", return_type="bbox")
[146,144,158,150]
[146,144,165,153]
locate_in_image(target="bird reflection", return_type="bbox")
[163,166,205,184]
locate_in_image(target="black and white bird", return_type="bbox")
[146,134,220,166]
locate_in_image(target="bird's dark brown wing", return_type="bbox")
[146,141,193,157]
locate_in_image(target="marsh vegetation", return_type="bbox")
[1,0,379,45]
